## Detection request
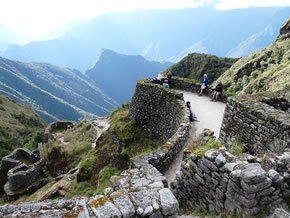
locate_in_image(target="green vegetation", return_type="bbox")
[110,104,161,157]
[55,104,161,199]
[65,181,98,198]
[0,95,45,158]
[78,152,97,180]
[232,143,246,157]
[163,53,238,83]
[48,120,95,171]
[97,165,122,193]
[188,137,222,157]
[214,35,290,99]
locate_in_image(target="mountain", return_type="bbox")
[3,7,290,71]
[0,56,119,122]
[215,18,290,99]
[0,95,45,157]
[163,53,238,83]
[85,49,172,103]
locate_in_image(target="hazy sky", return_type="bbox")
[0,0,290,44]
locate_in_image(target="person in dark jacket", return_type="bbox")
[211,82,223,101]
[199,74,209,96]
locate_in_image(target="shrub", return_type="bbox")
[78,153,97,180]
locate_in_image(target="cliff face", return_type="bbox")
[215,19,290,99]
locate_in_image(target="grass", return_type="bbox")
[188,137,222,157]
[232,143,246,157]
[214,37,290,99]
[65,181,98,199]
[96,165,122,194]
[0,95,45,158]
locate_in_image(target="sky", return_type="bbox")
[0,0,290,44]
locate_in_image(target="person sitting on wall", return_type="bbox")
[186,101,197,122]
[199,74,209,96]
[163,79,170,88]
[167,73,173,88]
[211,82,223,102]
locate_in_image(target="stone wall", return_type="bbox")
[219,95,290,154]
[172,139,290,217]
[43,121,74,143]
[1,148,47,200]
[129,79,185,142]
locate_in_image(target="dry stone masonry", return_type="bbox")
[43,121,74,143]
[219,95,290,154]
[172,131,290,217]
[1,148,47,201]
[129,79,185,142]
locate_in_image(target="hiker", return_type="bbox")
[211,82,223,102]
[167,74,173,88]
[199,74,209,96]
[186,101,196,122]
[162,79,170,88]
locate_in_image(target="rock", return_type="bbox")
[204,149,218,161]
[268,169,284,185]
[90,201,122,218]
[143,206,154,216]
[112,192,135,218]
[215,153,226,167]
[269,208,290,218]
[159,188,179,216]
[240,178,272,194]
[222,162,239,172]
[240,163,267,184]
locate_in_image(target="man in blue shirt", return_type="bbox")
[199,74,209,96]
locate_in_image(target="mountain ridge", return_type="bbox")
[85,49,172,102]
[3,7,290,71]
[0,56,119,122]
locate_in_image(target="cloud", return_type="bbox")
[215,0,290,10]
[0,0,289,44]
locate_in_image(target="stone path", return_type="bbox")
[165,90,226,184]
[90,117,110,148]
[167,91,226,217]
[181,91,226,137]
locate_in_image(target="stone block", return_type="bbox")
[159,188,179,216]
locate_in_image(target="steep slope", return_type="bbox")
[85,49,171,102]
[215,19,290,99]
[0,56,119,122]
[163,53,238,83]
[0,95,45,157]
[3,7,290,71]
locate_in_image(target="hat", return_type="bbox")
[204,74,207,77]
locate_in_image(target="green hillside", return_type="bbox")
[215,19,290,99]
[0,95,45,157]
[162,53,238,83]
